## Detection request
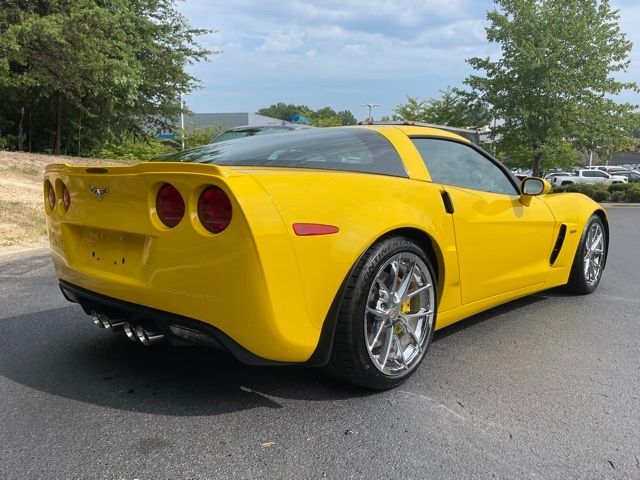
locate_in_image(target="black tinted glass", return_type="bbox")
[411,138,518,195]
[155,128,407,177]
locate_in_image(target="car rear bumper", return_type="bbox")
[60,280,296,366]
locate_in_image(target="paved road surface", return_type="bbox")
[0,208,638,479]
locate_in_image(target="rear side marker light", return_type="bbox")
[156,183,185,228]
[293,223,339,236]
[198,186,232,234]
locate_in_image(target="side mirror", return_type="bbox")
[521,177,551,195]
[520,177,551,205]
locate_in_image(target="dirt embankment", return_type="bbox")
[0,151,130,249]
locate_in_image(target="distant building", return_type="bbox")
[609,151,640,167]
[183,112,288,130]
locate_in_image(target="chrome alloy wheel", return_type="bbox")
[583,222,605,286]
[364,252,435,376]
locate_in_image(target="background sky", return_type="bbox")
[177,0,640,121]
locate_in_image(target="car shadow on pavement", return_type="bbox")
[433,294,551,342]
[0,306,371,416]
[0,294,553,417]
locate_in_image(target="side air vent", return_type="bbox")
[85,167,109,174]
[550,224,567,265]
[440,191,454,214]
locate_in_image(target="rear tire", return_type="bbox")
[324,237,437,390]
[565,215,607,294]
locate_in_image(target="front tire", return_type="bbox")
[565,215,607,294]
[325,237,437,390]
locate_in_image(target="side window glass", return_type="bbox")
[411,138,518,195]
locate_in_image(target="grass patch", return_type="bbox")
[0,199,47,246]
[5,165,41,176]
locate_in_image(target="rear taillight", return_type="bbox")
[45,181,56,211]
[156,183,185,228]
[197,186,232,233]
[62,183,71,210]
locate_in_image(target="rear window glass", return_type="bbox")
[154,128,407,177]
[212,127,289,142]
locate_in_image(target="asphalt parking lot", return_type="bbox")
[0,207,638,480]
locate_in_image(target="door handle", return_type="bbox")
[441,191,455,214]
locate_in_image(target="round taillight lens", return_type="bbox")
[155,183,185,228]
[197,186,232,234]
[46,182,56,211]
[62,183,71,210]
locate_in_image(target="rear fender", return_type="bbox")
[247,171,460,335]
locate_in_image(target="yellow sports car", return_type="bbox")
[44,124,608,389]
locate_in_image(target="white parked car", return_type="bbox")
[589,165,632,175]
[544,171,575,181]
[549,169,628,186]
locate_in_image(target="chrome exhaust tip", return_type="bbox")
[134,325,165,346]
[123,322,138,342]
[104,319,124,331]
[91,311,105,328]
[90,311,124,331]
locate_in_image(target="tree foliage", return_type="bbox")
[499,140,580,170]
[98,125,221,161]
[257,103,358,127]
[463,0,639,175]
[393,88,491,130]
[257,103,313,122]
[0,0,213,155]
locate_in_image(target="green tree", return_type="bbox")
[257,103,357,126]
[500,141,580,170]
[337,110,357,125]
[0,0,212,155]
[463,0,638,176]
[393,88,491,130]
[312,116,342,127]
[257,103,313,122]
[182,125,224,149]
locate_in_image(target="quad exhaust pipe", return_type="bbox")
[91,311,164,346]
[123,322,165,346]
[91,311,124,331]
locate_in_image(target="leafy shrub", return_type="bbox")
[608,182,634,193]
[610,191,626,203]
[0,134,18,150]
[552,183,596,196]
[552,183,611,202]
[624,185,640,203]
[98,126,223,161]
[591,189,611,202]
[100,137,175,161]
[181,125,224,149]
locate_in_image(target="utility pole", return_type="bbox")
[361,103,380,122]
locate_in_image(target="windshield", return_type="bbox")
[154,128,407,177]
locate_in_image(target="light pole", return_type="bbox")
[180,93,185,150]
[361,103,380,122]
